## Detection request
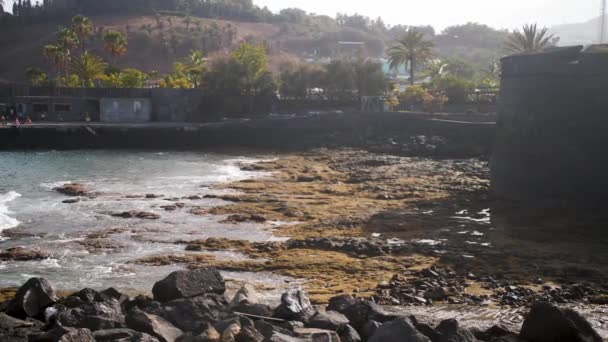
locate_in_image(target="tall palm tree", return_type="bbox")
[71,15,94,54]
[504,24,557,54]
[70,52,107,87]
[387,29,434,85]
[103,30,128,66]
[43,44,66,78]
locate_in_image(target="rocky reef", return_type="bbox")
[0,269,603,342]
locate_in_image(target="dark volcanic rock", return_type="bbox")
[53,183,90,197]
[368,317,431,342]
[93,328,160,342]
[273,289,316,323]
[333,298,396,331]
[435,319,478,342]
[6,278,58,319]
[361,321,382,341]
[307,311,349,331]
[160,294,228,333]
[126,307,183,342]
[0,313,42,342]
[337,324,362,342]
[0,247,50,261]
[62,198,81,204]
[326,295,357,313]
[152,268,226,303]
[235,325,264,342]
[112,211,161,220]
[57,300,126,331]
[58,328,96,342]
[519,302,602,342]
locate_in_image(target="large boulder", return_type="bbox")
[326,295,357,313]
[273,289,316,323]
[519,302,602,342]
[368,317,431,342]
[0,313,43,342]
[126,308,183,342]
[435,319,478,342]
[336,299,396,331]
[307,311,350,331]
[58,328,96,342]
[337,324,362,342]
[57,300,126,331]
[93,328,161,342]
[160,294,227,333]
[7,278,58,319]
[152,268,226,303]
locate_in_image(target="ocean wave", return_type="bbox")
[0,191,22,232]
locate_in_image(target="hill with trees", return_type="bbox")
[0,0,514,84]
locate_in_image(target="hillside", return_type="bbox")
[550,16,601,46]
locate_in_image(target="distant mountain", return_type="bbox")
[550,16,602,46]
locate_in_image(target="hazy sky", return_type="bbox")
[3,0,599,31]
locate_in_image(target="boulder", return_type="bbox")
[326,295,357,314]
[435,319,478,342]
[221,322,241,341]
[153,268,226,303]
[338,299,396,331]
[307,311,349,331]
[53,183,89,197]
[273,289,316,323]
[519,302,602,342]
[0,313,42,342]
[0,247,50,261]
[126,308,183,342]
[235,326,264,342]
[198,326,221,341]
[230,285,260,308]
[57,300,126,331]
[112,211,161,220]
[254,320,295,341]
[7,278,58,319]
[473,325,518,342]
[231,302,273,318]
[93,328,161,342]
[58,328,96,342]
[368,317,431,342]
[337,324,361,342]
[360,321,382,341]
[28,323,94,342]
[160,294,227,333]
[293,328,341,341]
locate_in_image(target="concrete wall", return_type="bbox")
[491,46,608,207]
[100,98,151,122]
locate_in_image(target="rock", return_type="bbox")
[293,328,340,341]
[224,214,267,224]
[474,325,518,342]
[326,295,357,314]
[146,194,163,199]
[519,302,602,342]
[231,302,273,318]
[57,300,126,331]
[273,289,316,323]
[0,247,50,261]
[112,211,161,220]
[7,278,58,319]
[58,328,96,342]
[99,288,129,305]
[93,328,161,342]
[53,183,89,197]
[410,317,441,342]
[435,319,478,342]
[424,287,448,301]
[222,322,241,341]
[126,308,183,342]
[254,320,295,341]
[307,311,349,331]
[160,294,227,333]
[337,324,361,342]
[296,176,320,183]
[198,326,221,341]
[368,317,431,342]
[62,198,80,204]
[337,299,396,331]
[360,321,382,341]
[235,326,264,342]
[152,268,226,303]
[0,313,42,342]
[230,286,260,308]
[71,288,100,303]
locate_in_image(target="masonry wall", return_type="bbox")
[491,46,608,207]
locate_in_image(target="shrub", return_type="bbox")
[431,75,474,104]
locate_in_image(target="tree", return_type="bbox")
[103,68,148,88]
[71,15,93,54]
[103,30,128,66]
[25,67,48,86]
[184,50,207,88]
[231,42,269,95]
[387,29,434,85]
[70,52,107,87]
[43,44,64,77]
[504,24,558,54]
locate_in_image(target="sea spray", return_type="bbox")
[0,191,21,232]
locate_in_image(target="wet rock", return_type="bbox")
[230,286,260,309]
[112,211,161,220]
[254,320,295,341]
[0,247,50,261]
[223,214,268,224]
[273,289,316,323]
[99,288,129,306]
[126,307,183,342]
[146,194,163,199]
[474,325,518,342]
[337,324,361,342]
[93,328,161,342]
[293,328,340,341]
[296,175,321,183]
[53,183,89,197]
[336,299,396,331]
[231,302,273,318]
[62,198,80,204]
[0,313,41,342]
[368,317,431,342]
[435,319,478,342]
[6,278,58,319]
[58,328,96,342]
[235,325,264,342]
[307,311,349,331]
[186,195,203,200]
[160,294,227,333]
[152,268,226,303]
[360,321,382,341]
[57,300,126,331]
[519,302,602,342]
[161,205,178,211]
[326,295,357,313]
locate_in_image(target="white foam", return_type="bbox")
[0,191,22,232]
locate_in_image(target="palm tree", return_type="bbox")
[103,30,128,66]
[71,15,94,54]
[43,44,66,78]
[504,24,557,54]
[185,50,207,88]
[70,52,107,87]
[387,29,434,85]
[25,67,48,86]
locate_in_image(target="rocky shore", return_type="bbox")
[1,269,603,342]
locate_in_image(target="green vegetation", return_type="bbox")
[504,24,559,54]
[387,29,434,85]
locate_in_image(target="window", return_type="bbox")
[54,104,72,112]
[33,104,49,113]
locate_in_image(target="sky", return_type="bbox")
[2,0,600,31]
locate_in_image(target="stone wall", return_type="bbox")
[491,46,608,207]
